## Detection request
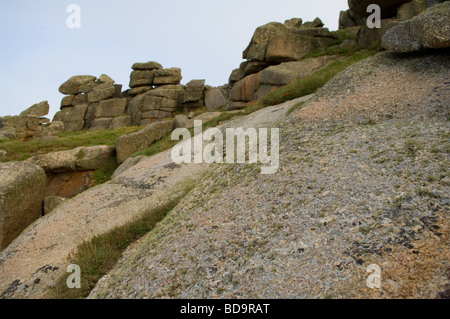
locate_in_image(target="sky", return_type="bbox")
[0,0,348,118]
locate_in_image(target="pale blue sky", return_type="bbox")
[0,0,348,118]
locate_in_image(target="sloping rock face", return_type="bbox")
[89,52,449,299]
[382,2,450,52]
[0,135,213,298]
[0,89,301,299]
[0,162,46,251]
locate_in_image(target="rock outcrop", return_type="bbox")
[0,101,53,140]
[56,74,124,131]
[225,17,339,109]
[338,0,443,49]
[0,162,46,251]
[382,1,450,52]
[88,51,450,300]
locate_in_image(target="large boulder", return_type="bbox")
[183,80,205,103]
[95,98,128,118]
[243,21,336,64]
[87,83,116,103]
[359,19,401,49]
[129,70,155,88]
[153,68,182,86]
[382,2,450,52]
[97,74,115,85]
[128,86,184,126]
[59,75,97,95]
[25,146,116,173]
[60,104,88,131]
[0,162,46,250]
[61,95,76,108]
[20,101,49,117]
[229,72,261,103]
[229,68,245,85]
[205,87,228,110]
[265,30,335,63]
[243,22,288,61]
[284,18,303,28]
[116,119,175,163]
[132,61,163,71]
[183,80,206,111]
[259,55,337,87]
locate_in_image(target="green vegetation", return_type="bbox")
[0,126,141,162]
[48,184,194,299]
[404,138,423,157]
[92,157,120,186]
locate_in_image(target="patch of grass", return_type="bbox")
[48,184,194,299]
[303,42,362,60]
[0,126,141,162]
[404,138,423,157]
[93,157,120,186]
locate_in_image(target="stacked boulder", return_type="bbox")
[182,79,206,112]
[204,85,230,110]
[226,18,338,109]
[0,101,59,140]
[127,61,186,126]
[339,0,446,49]
[55,74,130,131]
